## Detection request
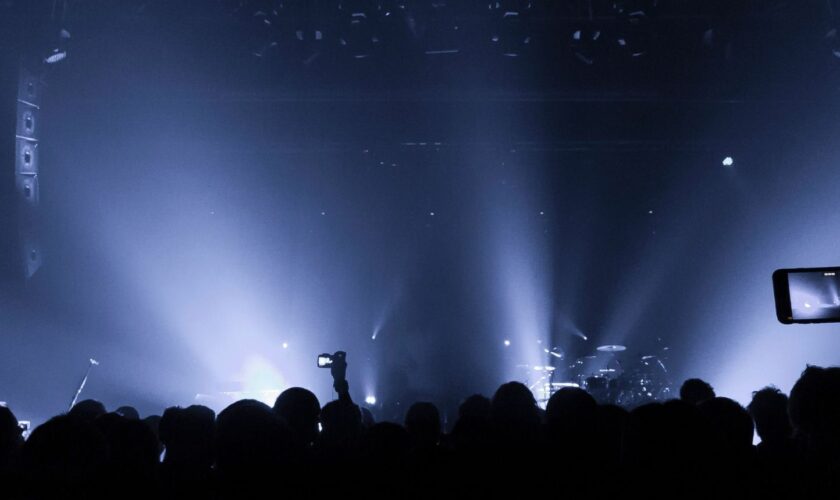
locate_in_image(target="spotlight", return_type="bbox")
[503,339,511,347]
[365,395,376,405]
[722,156,734,167]
[282,342,289,349]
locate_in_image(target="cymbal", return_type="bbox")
[596,344,627,353]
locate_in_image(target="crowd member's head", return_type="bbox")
[489,382,541,450]
[458,394,491,421]
[624,400,714,492]
[159,405,216,468]
[96,413,160,491]
[748,387,791,445]
[545,387,599,471]
[68,399,107,423]
[319,399,363,456]
[452,395,491,455]
[216,399,296,479]
[491,382,540,424]
[114,406,140,420]
[0,406,24,469]
[20,415,108,495]
[680,378,716,405]
[546,387,597,429]
[623,403,668,468]
[789,365,840,457]
[273,387,320,446]
[699,397,754,453]
[405,402,441,450]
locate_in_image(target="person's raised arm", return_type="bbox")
[329,351,352,404]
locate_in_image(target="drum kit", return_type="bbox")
[529,342,673,408]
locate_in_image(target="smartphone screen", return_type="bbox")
[318,355,333,368]
[774,267,840,324]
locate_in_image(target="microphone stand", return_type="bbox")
[68,358,99,411]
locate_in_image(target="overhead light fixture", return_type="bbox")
[44,49,67,64]
[44,29,71,65]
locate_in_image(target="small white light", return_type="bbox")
[429,211,435,216]
[722,156,734,167]
[282,342,289,349]
[503,339,511,347]
[365,395,376,405]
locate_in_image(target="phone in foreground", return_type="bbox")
[317,351,347,368]
[773,267,840,324]
[317,354,334,368]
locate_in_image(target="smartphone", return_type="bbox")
[317,354,333,368]
[773,267,840,324]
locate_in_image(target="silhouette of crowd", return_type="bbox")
[2,364,840,498]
